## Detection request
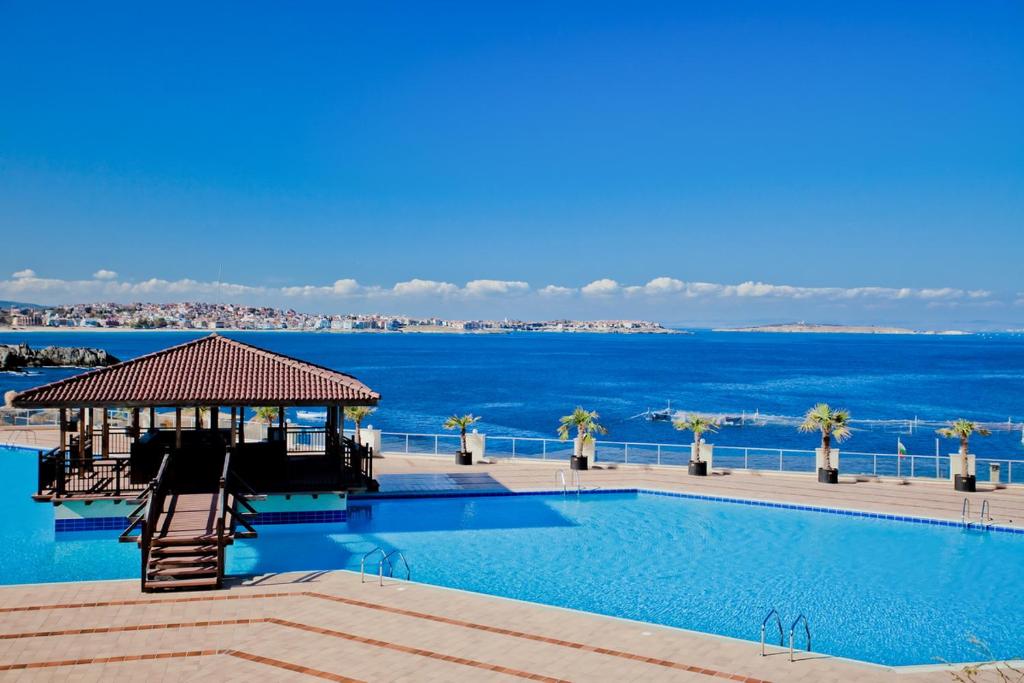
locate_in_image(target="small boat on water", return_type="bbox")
[296,409,327,422]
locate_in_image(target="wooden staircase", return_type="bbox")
[121,452,259,592]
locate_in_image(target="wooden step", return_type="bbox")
[151,545,219,556]
[143,576,219,590]
[151,554,218,567]
[151,535,218,546]
[148,564,218,578]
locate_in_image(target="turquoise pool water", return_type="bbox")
[3,446,1022,666]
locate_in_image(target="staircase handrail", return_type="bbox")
[139,453,172,591]
[215,451,231,588]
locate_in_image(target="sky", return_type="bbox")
[1,1,1022,328]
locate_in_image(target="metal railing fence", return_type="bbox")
[376,431,1023,485]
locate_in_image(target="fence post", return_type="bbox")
[872,454,877,477]
[512,438,517,459]
[778,450,783,471]
[115,459,122,496]
[624,443,629,464]
[744,448,749,469]
[541,439,546,460]
[910,456,915,478]
[405,434,409,454]
[434,435,438,455]
[657,444,661,466]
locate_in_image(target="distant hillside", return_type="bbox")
[0,300,43,310]
[713,323,970,335]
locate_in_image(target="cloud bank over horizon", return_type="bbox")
[0,268,1015,328]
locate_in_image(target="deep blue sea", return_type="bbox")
[2,330,1023,457]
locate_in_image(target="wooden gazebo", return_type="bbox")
[10,333,380,590]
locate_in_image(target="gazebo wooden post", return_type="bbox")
[195,406,201,430]
[278,407,285,435]
[58,408,67,453]
[175,408,182,449]
[77,407,86,460]
[148,406,156,430]
[238,407,246,444]
[131,407,140,438]
[101,408,110,458]
[211,406,220,432]
[230,407,237,447]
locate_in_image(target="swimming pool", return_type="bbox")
[3,446,1022,666]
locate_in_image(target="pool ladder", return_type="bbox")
[360,547,411,586]
[760,609,812,662]
[961,498,994,529]
[558,470,581,495]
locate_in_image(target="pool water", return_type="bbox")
[3,446,1022,666]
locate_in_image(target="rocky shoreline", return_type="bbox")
[0,343,119,371]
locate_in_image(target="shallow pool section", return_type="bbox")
[231,492,1024,666]
[3,445,1022,666]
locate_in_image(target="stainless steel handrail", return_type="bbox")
[360,547,388,583]
[789,614,811,662]
[380,550,410,585]
[962,498,971,527]
[980,499,992,526]
[760,608,783,656]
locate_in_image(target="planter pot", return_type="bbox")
[455,451,473,466]
[690,443,714,471]
[815,448,839,473]
[817,467,839,484]
[954,474,976,493]
[948,454,976,480]
[570,455,589,471]
[688,460,708,476]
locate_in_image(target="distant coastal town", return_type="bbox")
[0,302,672,334]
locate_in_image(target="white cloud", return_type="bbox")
[642,277,686,294]
[392,279,459,297]
[581,279,621,296]
[464,279,530,296]
[0,269,1002,315]
[538,285,575,296]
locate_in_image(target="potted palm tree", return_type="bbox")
[344,406,376,445]
[798,403,851,484]
[444,414,481,465]
[937,418,991,492]
[557,407,608,471]
[673,415,719,476]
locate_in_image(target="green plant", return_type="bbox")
[253,406,280,429]
[557,407,608,458]
[673,415,720,462]
[937,419,991,481]
[443,414,481,453]
[344,406,376,443]
[798,403,851,471]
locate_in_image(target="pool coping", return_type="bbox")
[354,486,1024,535]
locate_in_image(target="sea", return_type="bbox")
[2,330,1023,458]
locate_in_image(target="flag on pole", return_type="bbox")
[897,439,907,457]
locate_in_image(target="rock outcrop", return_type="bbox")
[0,343,119,370]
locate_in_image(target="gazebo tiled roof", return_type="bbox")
[9,334,380,408]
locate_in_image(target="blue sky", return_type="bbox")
[1,1,1022,327]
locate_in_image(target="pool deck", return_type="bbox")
[2,452,1022,681]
